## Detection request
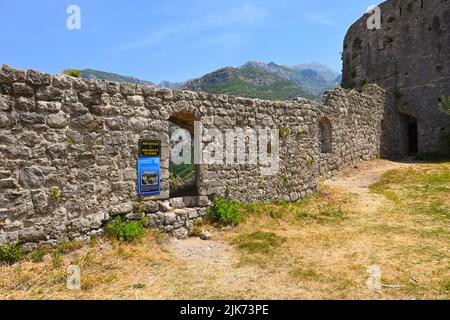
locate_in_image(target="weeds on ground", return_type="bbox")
[106,216,148,242]
[0,244,24,265]
[208,196,241,226]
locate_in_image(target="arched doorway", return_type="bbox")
[319,117,333,154]
[169,112,199,198]
[399,113,418,154]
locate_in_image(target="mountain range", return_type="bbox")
[73,62,341,101]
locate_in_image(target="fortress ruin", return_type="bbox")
[343,0,450,158]
[0,67,384,249]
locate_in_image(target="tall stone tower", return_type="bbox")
[342,0,450,158]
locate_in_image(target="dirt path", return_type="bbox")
[325,160,412,194]
[324,160,413,215]
[166,238,232,265]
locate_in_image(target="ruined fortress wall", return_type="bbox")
[343,0,450,158]
[0,67,384,248]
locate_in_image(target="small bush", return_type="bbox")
[106,216,147,242]
[49,187,61,202]
[63,69,81,78]
[207,196,241,226]
[0,244,24,265]
[279,127,291,140]
[438,96,450,115]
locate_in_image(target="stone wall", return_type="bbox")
[0,67,385,249]
[342,0,450,158]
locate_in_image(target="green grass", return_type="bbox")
[290,267,320,280]
[370,164,450,222]
[236,194,348,226]
[233,231,286,254]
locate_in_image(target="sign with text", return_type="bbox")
[139,140,161,158]
[137,139,161,196]
[137,157,161,196]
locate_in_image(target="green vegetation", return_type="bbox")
[233,231,286,254]
[207,196,241,226]
[190,66,316,101]
[290,267,320,280]
[279,127,291,140]
[2,64,10,69]
[106,216,148,242]
[237,193,347,225]
[370,165,450,221]
[169,122,196,197]
[438,97,450,154]
[0,244,24,265]
[198,78,314,101]
[63,69,81,78]
[49,187,61,202]
[438,96,450,115]
[77,68,154,85]
[28,249,45,263]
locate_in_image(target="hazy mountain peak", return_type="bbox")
[78,69,155,86]
[73,60,341,101]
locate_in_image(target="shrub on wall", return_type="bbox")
[437,97,450,155]
[438,96,450,115]
[63,69,81,78]
[207,196,241,226]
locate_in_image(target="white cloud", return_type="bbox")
[113,2,269,52]
[303,12,337,27]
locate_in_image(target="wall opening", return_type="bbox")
[400,113,418,154]
[319,117,333,154]
[168,112,199,198]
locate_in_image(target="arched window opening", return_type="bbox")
[319,117,333,154]
[169,112,199,198]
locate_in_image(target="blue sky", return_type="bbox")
[0,0,380,83]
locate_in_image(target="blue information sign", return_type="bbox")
[137,140,161,196]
